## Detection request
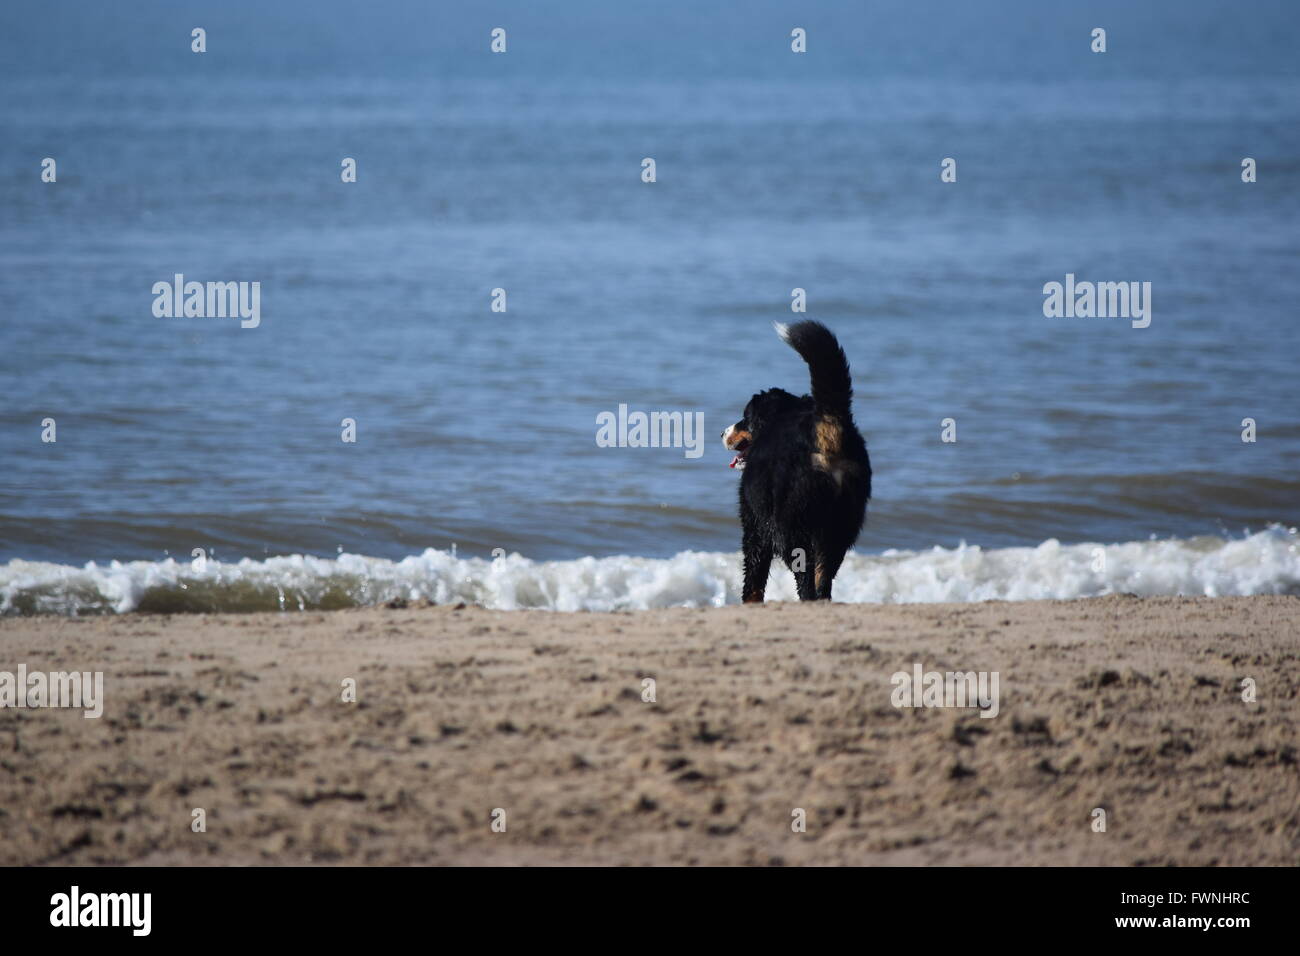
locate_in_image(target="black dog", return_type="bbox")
[722,321,871,602]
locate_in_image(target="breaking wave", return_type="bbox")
[2,526,1297,616]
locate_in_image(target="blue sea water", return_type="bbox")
[1,0,1297,611]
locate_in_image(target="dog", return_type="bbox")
[722,321,871,602]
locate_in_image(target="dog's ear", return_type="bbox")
[745,390,782,432]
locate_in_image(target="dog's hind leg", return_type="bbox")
[741,520,772,604]
[790,542,818,601]
[813,544,848,601]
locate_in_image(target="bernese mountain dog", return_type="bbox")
[722,320,871,602]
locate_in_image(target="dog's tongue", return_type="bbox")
[729,455,745,469]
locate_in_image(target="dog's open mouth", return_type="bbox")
[729,439,751,469]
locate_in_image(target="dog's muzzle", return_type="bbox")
[722,423,752,469]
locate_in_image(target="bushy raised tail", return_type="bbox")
[774,320,854,419]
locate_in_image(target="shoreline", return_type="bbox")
[1,594,1297,865]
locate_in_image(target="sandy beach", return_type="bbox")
[1,595,1297,866]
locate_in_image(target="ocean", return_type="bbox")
[2,0,1298,613]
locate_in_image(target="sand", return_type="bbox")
[1,595,1297,866]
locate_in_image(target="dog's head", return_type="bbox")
[722,388,804,469]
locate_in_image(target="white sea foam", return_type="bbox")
[2,527,1297,616]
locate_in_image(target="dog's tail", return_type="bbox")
[774,320,853,418]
